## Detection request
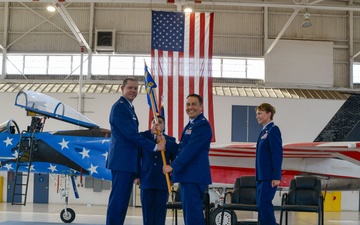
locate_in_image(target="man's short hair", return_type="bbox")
[187,93,203,105]
[122,77,138,86]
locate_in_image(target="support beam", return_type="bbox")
[53,2,91,117]
[265,8,301,55]
[54,3,91,51]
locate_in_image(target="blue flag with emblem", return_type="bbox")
[144,64,159,114]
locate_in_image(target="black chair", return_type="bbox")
[280,176,324,225]
[166,187,183,225]
[166,186,211,225]
[219,176,258,225]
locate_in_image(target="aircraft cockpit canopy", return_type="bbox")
[15,90,99,129]
[0,119,20,134]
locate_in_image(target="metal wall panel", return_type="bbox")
[213,36,263,57]
[63,7,91,31]
[8,33,87,53]
[334,48,349,62]
[0,7,4,31]
[354,16,360,62]
[334,62,349,87]
[0,1,359,88]
[117,33,150,54]
[268,12,348,41]
[354,43,360,61]
[94,8,151,32]
[214,11,263,36]
[334,48,349,87]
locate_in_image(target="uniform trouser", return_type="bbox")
[256,181,277,225]
[140,188,168,225]
[180,182,207,225]
[106,171,135,225]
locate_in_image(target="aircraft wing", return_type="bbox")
[209,142,360,188]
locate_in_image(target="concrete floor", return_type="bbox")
[0,203,358,225]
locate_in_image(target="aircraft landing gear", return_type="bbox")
[210,207,237,225]
[51,174,78,223]
[60,208,76,223]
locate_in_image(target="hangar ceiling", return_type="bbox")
[0,0,360,89]
[1,0,359,11]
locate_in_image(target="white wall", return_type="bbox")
[1,92,343,143]
[212,95,343,144]
[265,40,334,88]
[341,191,360,211]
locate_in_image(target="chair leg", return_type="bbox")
[285,211,288,225]
[205,204,209,225]
[321,208,324,225]
[175,209,178,225]
[279,210,283,225]
[207,206,210,225]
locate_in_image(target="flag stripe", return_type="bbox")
[178,51,184,139]
[151,11,215,142]
[207,13,215,141]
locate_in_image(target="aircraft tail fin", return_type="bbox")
[314,94,360,142]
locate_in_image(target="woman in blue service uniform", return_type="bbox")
[255,103,283,225]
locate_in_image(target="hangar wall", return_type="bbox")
[0,91,345,144]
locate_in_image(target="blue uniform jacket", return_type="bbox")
[107,96,156,173]
[139,130,178,190]
[170,113,212,185]
[255,122,283,181]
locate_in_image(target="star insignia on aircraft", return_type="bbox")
[3,137,13,147]
[102,152,108,161]
[48,164,58,172]
[12,151,18,158]
[88,164,98,175]
[102,139,110,144]
[4,163,13,171]
[59,138,69,150]
[79,148,90,159]
[70,169,78,175]
[26,164,35,171]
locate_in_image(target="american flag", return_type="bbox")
[151,10,215,142]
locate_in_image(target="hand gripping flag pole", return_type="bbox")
[144,61,172,194]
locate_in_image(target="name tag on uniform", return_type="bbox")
[261,131,268,139]
[133,115,137,120]
[185,129,192,135]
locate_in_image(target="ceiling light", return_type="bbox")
[301,10,312,28]
[47,5,56,12]
[184,5,193,13]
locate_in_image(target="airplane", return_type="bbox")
[0,90,112,223]
[1,90,360,224]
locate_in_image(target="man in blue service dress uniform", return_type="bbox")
[137,115,178,225]
[163,94,212,225]
[106,77,166,225]
[255,103,283,225]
